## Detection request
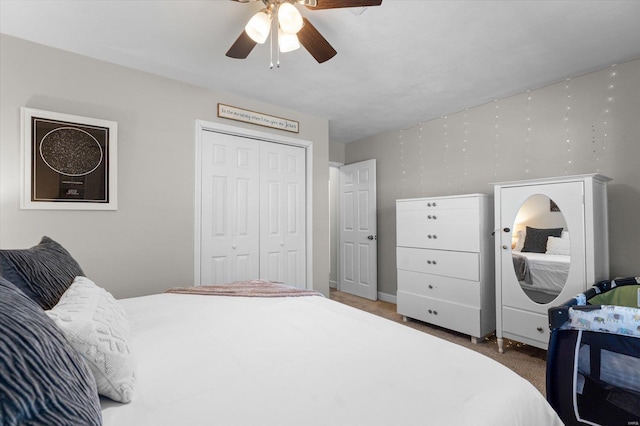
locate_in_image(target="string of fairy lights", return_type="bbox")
[461,109,469,192]
[391,63,622,195]
[563,78,573,176]
[442,115,451,194]
[418,123,425,196]
[524,90,532,175]
[493,100,500,180]
[598,64,617,172]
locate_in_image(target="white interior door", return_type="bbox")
[260,142,306,288]
[200,131,260,284]
[339,159,377,300]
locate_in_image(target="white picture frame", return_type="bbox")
[20,107,118,210]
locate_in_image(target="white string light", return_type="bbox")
[598,64,617,172]
[462,109,469,192]
[418,123,425,196]
[563,78,572,175]
[399,128,406,198]
[442,116,451,194]
[524,90,532,175]
[493,100,500,179]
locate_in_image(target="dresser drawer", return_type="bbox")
[502,306,549,347]
[397,269,480,307]
[398,291,482,338]
[397,196,480,212]
[397,247,479,282]
[396,209,480,251]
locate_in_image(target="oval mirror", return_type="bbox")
[510,194,570,304]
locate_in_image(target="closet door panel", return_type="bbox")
[260,142,306,287]
[201,132,260,285]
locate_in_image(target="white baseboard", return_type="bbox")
[329,280,337,289]
[378,291,397,304]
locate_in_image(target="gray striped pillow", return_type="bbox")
[0,276,102,425]
[0,236,84,310]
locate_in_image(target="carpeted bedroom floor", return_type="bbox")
[329,288,548,396]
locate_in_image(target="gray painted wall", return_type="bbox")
[0,35,331,298]
[346,59,640,297]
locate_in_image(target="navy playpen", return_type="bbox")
[547,277,640,426]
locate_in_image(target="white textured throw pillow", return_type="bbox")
[47,276,135,403]
[546,236,571,256]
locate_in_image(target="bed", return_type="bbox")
[0,237,563,426]
[512,226,571,302]
[513,251,570,295]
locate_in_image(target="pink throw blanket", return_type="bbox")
[165,280,323,298]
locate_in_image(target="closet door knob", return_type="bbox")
[503,227,511,233]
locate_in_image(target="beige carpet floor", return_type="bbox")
[330,289,548,396]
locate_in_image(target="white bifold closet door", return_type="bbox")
[200,130,306,288]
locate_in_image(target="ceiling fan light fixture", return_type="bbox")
[278,2,303,34]
[278,28,300,52]
[245,9,272,44]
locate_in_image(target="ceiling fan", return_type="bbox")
[226,0,383,64]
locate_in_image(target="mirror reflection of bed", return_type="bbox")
[511,194,570,304]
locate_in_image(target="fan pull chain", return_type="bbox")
[269,25,274,69]
[276,24,280,68]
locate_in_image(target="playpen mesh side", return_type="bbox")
[548,322,640,425]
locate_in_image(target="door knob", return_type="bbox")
[367,235,377,240]
[503,227,511,233]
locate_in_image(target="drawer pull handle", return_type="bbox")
[433,311,438,315]
[427,234,438,239]
[426,202,438,207]
[427,215,438,220]
[536,327,544,333]
[428,285,433,289]
[427,260,432,264]
[426,260,437,265]
[428,309,433,314]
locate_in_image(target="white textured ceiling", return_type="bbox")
[2,0,640,143]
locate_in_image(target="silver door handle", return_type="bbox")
[367,235,377,240]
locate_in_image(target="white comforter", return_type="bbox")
[101,293,562,426]
[517,251,570,295]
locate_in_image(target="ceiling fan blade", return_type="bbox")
[225,30,257,59]
[305,0,382,10]
[297,18,337,63]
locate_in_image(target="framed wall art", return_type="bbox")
[21,107,118,210]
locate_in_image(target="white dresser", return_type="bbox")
[493,174,610,352]
[396,194,495,342]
